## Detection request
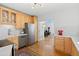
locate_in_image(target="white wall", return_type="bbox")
[38,16,45,40]
[0,25,20,40]
[38,16,55,40]
[38,22,45,41]
[45,18,55,36]
[53,7,79,36]
[38,5,79,40]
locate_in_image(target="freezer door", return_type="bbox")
[28,24,35,45]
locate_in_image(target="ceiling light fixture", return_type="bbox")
[32,3,43,9]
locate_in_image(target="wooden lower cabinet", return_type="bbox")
[64,37,72,55]
[54,36,79,56]
[8,36,19,50]
[54,37,64,52]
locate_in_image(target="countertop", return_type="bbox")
[0,34,28,40]
[71,36,79,52]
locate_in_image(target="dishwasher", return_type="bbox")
[19,35,28,48]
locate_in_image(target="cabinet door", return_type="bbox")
[28,16,32,23]
[2,9,9,24]
[24,14,29,23]
[8,37,19,50]
[19,13,24,28]
[54,37,64,52]
[20,13,23,27]
[11,12,16,24]
[28,16,34,24]
[16,12,21,28]
[16,13,24,29]
[64,37,72,55]
[12,37,19,50]
[30,16,34,23]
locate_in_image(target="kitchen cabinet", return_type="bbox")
[54,36,72,55]
[0,6,16,25]
[54,36,79,56]
[0,5,38,45]
[15,12,21,28]
[0,6,38,29]
[27,16,32,23]
[29,16,34,23]
[25,15,30,23]
[8,10,16,25]
[64,37,72,55]
[16,12,30,29]
[11,12,16,24]
[8,35,28,50]
[18,35,28,48]
[8,36,19,50]
[16,13,25,29]
[21,14,25,28]
[54,36,64,52]
[2,10,9,23]
[27,16,35,24]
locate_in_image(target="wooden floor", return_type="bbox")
[16,35,69,56]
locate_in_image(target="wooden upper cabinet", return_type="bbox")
[20,13,25,28]
[0,6,16,25]
[11,12,16,24]
[9,9,16,25]
[2,9,9,24]
[16,12,22,29]
[24,14,28,23]
[26,15,37,24]
[30,16,34,23]
[28,16,35,24]
[27,15,31,23]
[16,13,26,29]
[0,6,38,29]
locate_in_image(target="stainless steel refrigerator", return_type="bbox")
[24,23,35,45]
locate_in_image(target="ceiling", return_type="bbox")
[0,3,79,17]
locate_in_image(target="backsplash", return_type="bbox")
[0,25,21,40]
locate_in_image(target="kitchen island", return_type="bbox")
[54,35,79,56]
